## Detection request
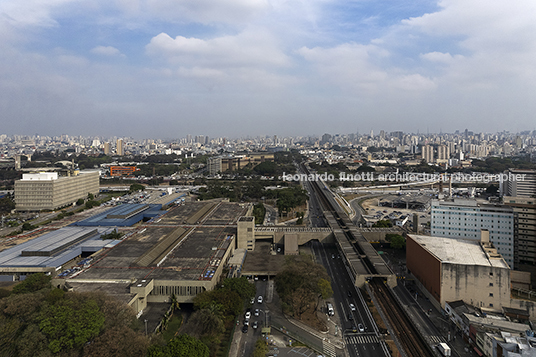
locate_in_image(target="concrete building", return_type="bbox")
[103,142,111,155]
[431,199,515,267]
[503,196,536,268]
[437,145,450,162]
[422,144,434,163]
[14,170,99,211]
[117,138,124,156]
[407,233,511,311]
[64,200,251,314]
[0,226,116,280]
[207,152,275,175]
[501,169,536,198]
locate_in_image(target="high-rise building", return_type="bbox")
[422,145,434,163]
[431,199,515,267]
[117,138,124,156]
[103,142,110,155]
[437,145,450,161]
[503,196,536,268]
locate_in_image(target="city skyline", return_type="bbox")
[1,0,536,138]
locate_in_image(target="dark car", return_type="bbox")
[242,325,249,333]
[347,290,352,297]
[347,313,353,321]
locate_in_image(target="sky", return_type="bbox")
[1,0,536,139]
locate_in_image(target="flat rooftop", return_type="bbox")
[73,201,246,282]
[0,227,112,271]
[72,203,164,227]
[408,234,510,269]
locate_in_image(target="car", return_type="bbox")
[250,297,255,304]
[347,313,353,321]
[349,303,356,311]
[245,311,251,319]
[242,325,249,333]
[252,321,258,329]
[254,309,259,316]
[258,295,263,304]
[331,254,335,259]
[350,325,357,333]
[358,323,365,333]
[347,290,352,297]
[244,319,249,325]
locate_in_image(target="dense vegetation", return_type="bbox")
[0,273,220,357]
[252,203,266,224]
[0,274,149,357]
[185,277,256,354]
[275,255,333,319]
[385,233,406,249]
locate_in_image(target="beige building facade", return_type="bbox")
[15,170,100,211]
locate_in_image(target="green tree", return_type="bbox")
[252,203,266,225]
[148,334,209,357]
[252,338,268,357]
[76,198,85,205]
[373,220,392,228]
[275,255,332,319]
[129,183,145,193]
[12,273,51,294]
[385,233,406,249]
[87,193,95,200]
[221,277,256,303]
[0,196,15,213]
[38,298,105,353]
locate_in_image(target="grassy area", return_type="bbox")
[161,314,183,342]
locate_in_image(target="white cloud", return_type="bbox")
[122,0,269,24]
[91,45,124,57]
[146,29,289,68]
[0,0,74,27]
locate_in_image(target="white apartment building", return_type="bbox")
[431,199,515,267]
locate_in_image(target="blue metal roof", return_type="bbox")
[72,204,165,227]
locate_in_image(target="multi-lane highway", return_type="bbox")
[311,241,390,357]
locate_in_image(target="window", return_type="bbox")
[489,293,493,297]
[489,283,493,287]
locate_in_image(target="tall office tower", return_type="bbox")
[422,145,434,163]
[103,142,110,155]
[437,145,450,161]
[117,138,124,156]
[430,199,515,268]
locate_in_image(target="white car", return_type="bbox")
[258,295,263,304]
[349,303,356,311]
[245,311,251,319]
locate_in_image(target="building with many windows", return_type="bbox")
[431,199,515,267]
[503,196,536,267]
[501,169,536,198]
[14,170,99,211]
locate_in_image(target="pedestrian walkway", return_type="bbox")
[345,335,379,344]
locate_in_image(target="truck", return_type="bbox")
[436,343,451,356]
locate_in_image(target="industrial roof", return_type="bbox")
[408,234,510,269]
[0,227,113,270]
[72,203,164,227]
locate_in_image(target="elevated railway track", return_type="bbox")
[301,163,434,357]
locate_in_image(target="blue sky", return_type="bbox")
[1,0,536,139]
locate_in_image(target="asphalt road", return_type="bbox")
[240,280,268,357]
[311,241,389,357]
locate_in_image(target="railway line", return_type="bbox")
[301,163,434,357]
